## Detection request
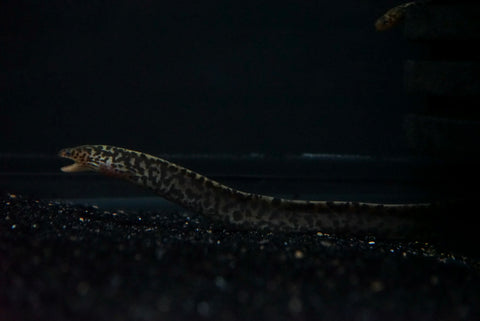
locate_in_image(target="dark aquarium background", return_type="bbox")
[1,0,425,156]
[1,0,479,202]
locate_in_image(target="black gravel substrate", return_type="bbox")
[1,193,479,321]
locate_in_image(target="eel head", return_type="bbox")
[58,145,100,173]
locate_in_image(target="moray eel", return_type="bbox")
[59,145,436,239]
[375,1,417,31]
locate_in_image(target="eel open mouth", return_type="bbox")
[58,149,91,173]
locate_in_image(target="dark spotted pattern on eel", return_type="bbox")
[375,1,417,31]
[59,145,436,239]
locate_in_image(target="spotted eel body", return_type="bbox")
[375,1,417,31]
[59,145,436,238]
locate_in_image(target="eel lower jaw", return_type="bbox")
[60,162,91,173]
